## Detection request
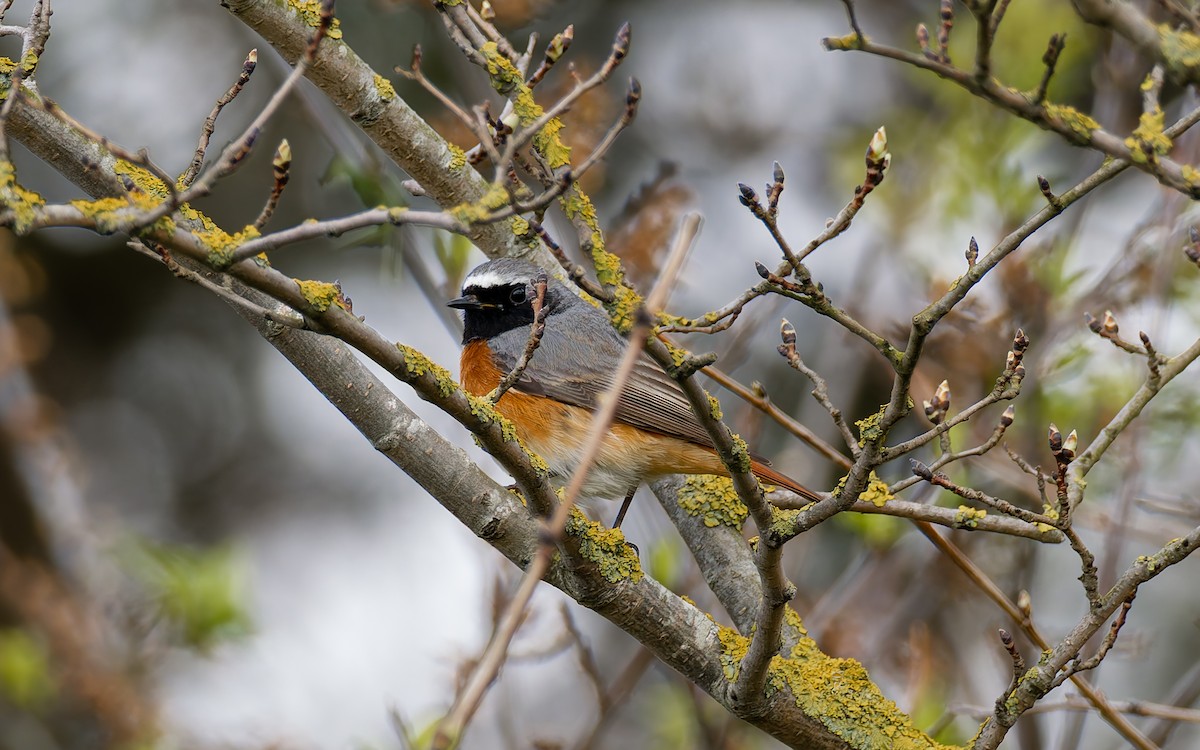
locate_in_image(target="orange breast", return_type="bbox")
[459,340,726,497]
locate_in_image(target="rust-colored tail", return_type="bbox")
[751,461,824,503]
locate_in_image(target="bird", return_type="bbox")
[448,257,823,521]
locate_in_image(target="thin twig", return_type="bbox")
[253,138,291,230]
[181,48,259,187]
[487,272,549,403]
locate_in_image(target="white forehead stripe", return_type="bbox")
[463,269,520,290]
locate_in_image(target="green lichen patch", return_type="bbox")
[678,475,749,529]
[288,0,343,39]
[0,629,54,709]
[565,508,643,583]
[855,405,888,444]
[707,394,723,421]
[728,434,754,473]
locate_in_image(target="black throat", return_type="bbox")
[460,284,537,343]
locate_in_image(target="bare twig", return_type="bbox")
[181,48,259,187]
[487,272,549,403]
[252,138,291,230]
[778,318,860,456]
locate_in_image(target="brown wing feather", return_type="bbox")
[751,461,824,503]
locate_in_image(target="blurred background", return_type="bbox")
[2,0,1200,748]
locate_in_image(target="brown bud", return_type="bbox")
[910,459,934,481]
[1084,311,1101,333]
[966,236,978,267]
[626,77,641,108]
[1012,328,1029,353]
[1000,404,1015,427]
[780,318,796,347]
[737,182,759,208]
[273,139,292,171]
[612,22,632,62]
[934,379,951,413]
[1102,310,1118,335]
[923,398,938,422]
[1047,423,1062,453]
[866,126,889,165]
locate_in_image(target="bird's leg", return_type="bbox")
[612,487,636,529]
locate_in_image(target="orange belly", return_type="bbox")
[460,341,724,498]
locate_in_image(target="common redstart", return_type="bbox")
[449,258,823,507]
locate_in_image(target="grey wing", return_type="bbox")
[488,325,718,448]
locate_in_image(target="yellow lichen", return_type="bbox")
[729,434,753,473]
[509,214,530,237]
[715,606,953,748]
[1044,103,1100,141]
[858,472,893,508]
[707,394,723,421]
[201,224,260,269]
[397,343,457,396]
[1125,104,1172,163]
[447,142,467,172]
[565,508,643,583]
[460,390,550,475]
[287,0,343,39]
[109,159,254,266]
[855,405,888,444]
[954,505,987,528]
[448,182,510,224]
[1158,24,1200,77]
[831,470,892,508]
[373,73,396,102]
[294,279,342,312]
[822,33,867,51]
[677,475,749,530]
[0,162,45,233]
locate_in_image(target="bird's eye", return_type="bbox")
[509,287,528,305]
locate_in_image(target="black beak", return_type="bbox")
[447,294,484,310]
